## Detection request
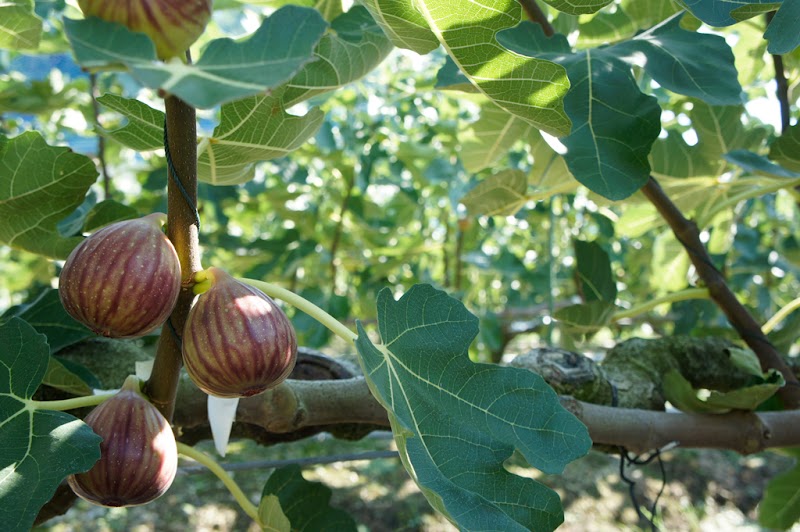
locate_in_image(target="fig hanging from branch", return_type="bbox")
[78,0,213,60]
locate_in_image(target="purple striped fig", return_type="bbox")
[182,268,297,398]
[78,0,212,60]
[59,213,181,339]
[68,376,178,507]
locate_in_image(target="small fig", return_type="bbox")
[68,376,178,507]
[59,213,181,339]
[182,268,297,398]
[78,0,212,60]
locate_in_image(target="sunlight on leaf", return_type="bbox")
[0,132,97,259]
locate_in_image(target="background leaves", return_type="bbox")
[0,132,97,259]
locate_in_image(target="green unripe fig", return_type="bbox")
[78,0,213,60]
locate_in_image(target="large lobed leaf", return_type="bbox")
[357,0,440,54]
[0,0,42,50]
[355,284,591,531]
[282,6,394,106]
[0,132,98,259]
[764,0,800,54]
[197,89,325,185]
[64,6,328,109]
[498,13,742,200]
[0,318,101,531]
[414,0,572,137]
[460,169,528,217]
[676,0,783,26]
[460,102,532,174]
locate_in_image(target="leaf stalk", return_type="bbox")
[176,442,260,524]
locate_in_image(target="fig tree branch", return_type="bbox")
[766,12,790,133]
[88,73,110,200]
[145,93,202,420]
[517,0,554,36]
[519,3,800,408]
[330,167,355,289]
[173,376,800,456]
[640,177,800,408]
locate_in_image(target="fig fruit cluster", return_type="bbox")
[60,212,298,507]
[69,376,178,507]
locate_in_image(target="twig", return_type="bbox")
[178,450,400,475]
[89,73,110,199]
[640,177,800,408]
[455,220,465,292]
[766,12,790,133]
[518,0,554,36]
[329,168,355,289]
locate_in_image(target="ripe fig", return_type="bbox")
[182,268,297,398]
[78,0,212,60]
[59,213,181,339]
[68,376,178,507]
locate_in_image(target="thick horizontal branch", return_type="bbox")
[562,398,800,455]
[175,375,800,456]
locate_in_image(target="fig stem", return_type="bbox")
[27,392,114,412]
[239,278,358,343]
[611,288,710,322]
[176,442,260,523]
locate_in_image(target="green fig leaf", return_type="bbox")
[82,200,138,232]
[198,89,325,185]
[541,0,614,15]
[554,300,616,334]
[258,495,291,532]
[764,0,800,54]
[65,6,328,109]
[282,6,394,106]
[0,0,42,50]
[769,124,800,173]
[96,94,165,152]
[358,0,440,54]
[759,448,800,530]
[355,284,591,531]
[0,132,98,259]
[460,103,533,173]
[498,22,661,200]
[676,0,782,26]
[575,240,616,303]
[0,318,102,531]
[614,14,742,105]
[460,169,528,217]
[3,289,92,353]
[261,465,357,531]
[413,0,572,137]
